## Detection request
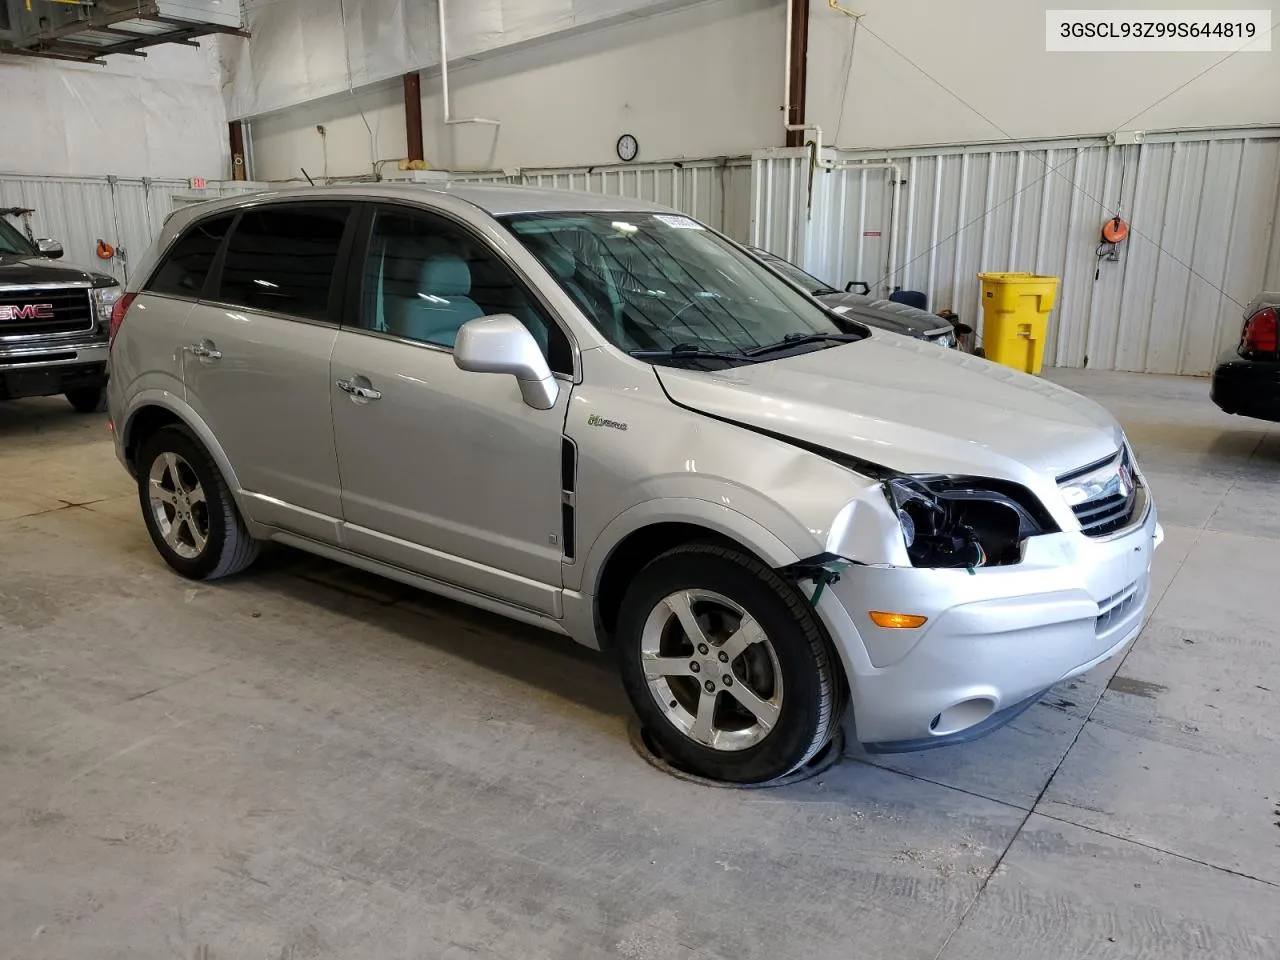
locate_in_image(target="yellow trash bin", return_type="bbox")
[977,272,1060,374]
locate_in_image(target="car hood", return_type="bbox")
[654,335,1123,480]
[816,292,947,338]
[0,254,115,287]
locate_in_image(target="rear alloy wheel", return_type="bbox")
[136,425,259,580]
[148,452,210,560]
[617,543,844,783]
[65,386,107,413]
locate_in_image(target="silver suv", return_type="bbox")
[108,184,1162,783]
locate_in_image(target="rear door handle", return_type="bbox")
[336,377,381,401]
[188,340,222,361]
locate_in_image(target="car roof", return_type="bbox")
[175,181,676,220]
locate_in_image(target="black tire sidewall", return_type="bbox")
[136,426,232,580]
[617,546,834,783]
[65,386,107,413]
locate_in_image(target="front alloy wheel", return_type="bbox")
[640,589,783,752]
[617,543,844,783]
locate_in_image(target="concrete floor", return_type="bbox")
[1,370,1277,960]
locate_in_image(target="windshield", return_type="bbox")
[751,248,837,296]
[0,217,35,257]
[502,212,853,363]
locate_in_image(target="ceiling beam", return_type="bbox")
[93,25,209,56]
[153,16,250,39]
[0,45,103,64]
[44,38,148,59]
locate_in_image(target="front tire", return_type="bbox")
[65,386,107,413]
[616,543,844,783]
[136,425,259,580]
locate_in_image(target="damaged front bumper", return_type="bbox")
[805,498,1161,750]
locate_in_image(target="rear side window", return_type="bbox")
[215,205,350,322]
[146,214,233,298]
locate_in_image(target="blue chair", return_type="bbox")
[888,288,928,311]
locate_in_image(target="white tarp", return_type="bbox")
[0,43,228,179]
[220,0,705,119]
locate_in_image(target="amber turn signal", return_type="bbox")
[868,611,928,629]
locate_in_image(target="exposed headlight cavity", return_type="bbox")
[897,509,916,548]
[884,476,1057,570]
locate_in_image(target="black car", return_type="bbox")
[1210,292,1280,423]
[747,246,958,348]
[0,209,121,412]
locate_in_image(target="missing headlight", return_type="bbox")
[886,477,1056,570]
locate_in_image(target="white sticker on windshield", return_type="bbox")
[831,305,851,314]
[654,214,704,230]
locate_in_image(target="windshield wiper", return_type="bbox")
[630,343,761,364]
[744,332,863,357]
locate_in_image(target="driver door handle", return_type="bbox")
[336,377,381,401]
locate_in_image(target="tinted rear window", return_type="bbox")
[215,206,350,321]
[146,214,233,298]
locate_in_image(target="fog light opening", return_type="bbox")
[931,697,997,737]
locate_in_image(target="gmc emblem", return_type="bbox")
[0,303,55,321]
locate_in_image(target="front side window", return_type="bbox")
[215,205,350,322]
[0,217,35,257]
[146,214,233,299]
[503,213,857,365]
[359,206,570,371]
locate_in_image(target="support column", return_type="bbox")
[228,120,247,181]
[404,71,425,165]
[784,0,810,147]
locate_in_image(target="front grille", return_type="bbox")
[1095,578,1145,638]
[0,287,94,338]
[1059,448,1140,537]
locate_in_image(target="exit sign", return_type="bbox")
[189,177,207,189]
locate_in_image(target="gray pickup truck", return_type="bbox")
[0,208,121,412]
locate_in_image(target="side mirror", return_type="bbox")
[37,239,63,259]
[454,314,558,410]
[845,280,870,295]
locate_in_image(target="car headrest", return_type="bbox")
[418,254,472,297]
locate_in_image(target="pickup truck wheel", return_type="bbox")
[65,386,107,413]
[136,425,259,580]
[616,543,844,784]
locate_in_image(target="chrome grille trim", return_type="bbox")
[0,285,95,340]
[1058,447,1141,538]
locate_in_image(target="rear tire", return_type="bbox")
[616,542,845,783]
[65,386,107,413]
[136,425,259,580]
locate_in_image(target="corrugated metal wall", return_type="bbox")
[1,161,753,291]
[752,129,1280,375]
[0,175,267,285]
[13,131,1277,376]
[454,158,754,241]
